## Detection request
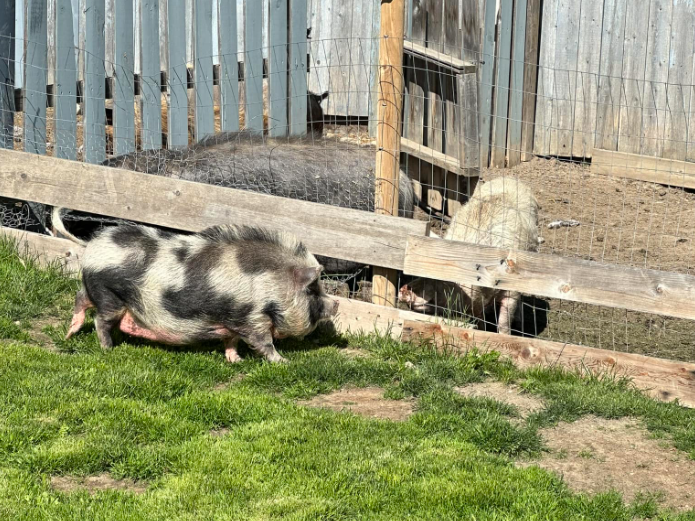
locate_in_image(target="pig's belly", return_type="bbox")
[119,312,230,345]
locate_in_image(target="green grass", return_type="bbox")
[0,236,694,520]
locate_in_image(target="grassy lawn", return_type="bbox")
[1,236,695,520]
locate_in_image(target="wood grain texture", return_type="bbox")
[533,0,557,156]
[520,0,540,161]
[506,0,527,167]
[403,41,476,72]
[0,0,14,149]
[640,0,672,158]
[218,0,239,134]
[404,234,695,321]
[140,0,162,150]
[167,0,188,147]
[83,0,106,164]
[479,0,496,166]
[0,226,83,273]
[288,0,307,135]
[55,0,77,160]
[0,148,428,270]
[618,1,650,155]
[24,0,48,155]
[268,0,288,137]
[591,147,695,190]
[401,321,695,408]
[571,0,603,159]
[401,136,467,176]
[195,0,215,140]
[461,72,480,178]
[549,0,580,157]
[490,0,513,168]
[663,0,694,161]
[461,0,480,63]
[594,0,627,152]
[373,0,406,306]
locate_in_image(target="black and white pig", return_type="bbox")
[52,208,339,363]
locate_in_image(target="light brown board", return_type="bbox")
[404,234,695,321]
[591,147,695,190]
[520,0,540,161]
[594,0,627,152]
[0,148,428,271]
[401,321,695,408]
[0,227,84,273]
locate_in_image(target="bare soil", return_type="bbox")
[298,387,414,421]
[454,381,545,418]
[50,474,147,495]
[519,417,695,511]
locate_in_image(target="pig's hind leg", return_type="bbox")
[82,275,128,349]
[65,288,94,339]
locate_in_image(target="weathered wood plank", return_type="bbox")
[159,0,168,74]
[401,136,468,176]
[442,0,460,58]
[507,0,527,167]
[327,0,352,118]
[289,0,307,135]
[83,0,106,164]
[520,0,540,161]
[461,72,480,179]
[591,147,695,190]
[663,0,695,161]
[479,0,496,166]
[571,0,603,159]
[533,0,557,156]
[243,0,263,132]
[268,0,288,137]
[0,148,428,270]
[640,0,672,158]
[617,1,650,155]
[373,0,406,307]
[426,0,443,52]
[594,0,627,152]
[55,0,77,160]
[401,321,695,408]
[167,0,188,147]
[140,0,162,150]
[0,0,14,149]
[218,0,238,134]
[461,0,480,63]
[490,0,513,168]
[0,226,84,273]
[549,0,580,157]
[404,234,695,321]
[24,0,48,155]
[194,0,215,140]
[367,0,381,137]
[114,0,135,155]
[403,41,477,72]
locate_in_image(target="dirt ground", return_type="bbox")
[298,387,415,421]
[455,381,545,418]
[51,474,147,495]
[520,416,695,511]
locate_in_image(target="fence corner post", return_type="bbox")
[372,0,406,308]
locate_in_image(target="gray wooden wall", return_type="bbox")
[535,0,695,163]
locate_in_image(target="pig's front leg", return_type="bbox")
[243,331,287,364]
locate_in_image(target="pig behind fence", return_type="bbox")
[400,176,539,335]
[52,208,339,363]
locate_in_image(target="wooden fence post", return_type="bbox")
[372,0,405,308]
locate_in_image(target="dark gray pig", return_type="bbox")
[52,208,339,363]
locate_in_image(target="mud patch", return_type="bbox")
[455,382,545,417]
[50,474,147,495]
[299,387,414,421]
[339,347,371,359]
[520,417,695,510]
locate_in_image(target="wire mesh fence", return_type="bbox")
[3,0,695,364]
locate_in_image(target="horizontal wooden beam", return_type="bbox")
[403,41,477,73]
[4,227,693,408]
[1,227,84,273]
[591,148,695,190]
[403,235,695,321]
[400,321,695,408]
[0,149,428,270]
[400,137,471,177]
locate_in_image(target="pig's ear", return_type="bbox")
[293,266,323,288]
